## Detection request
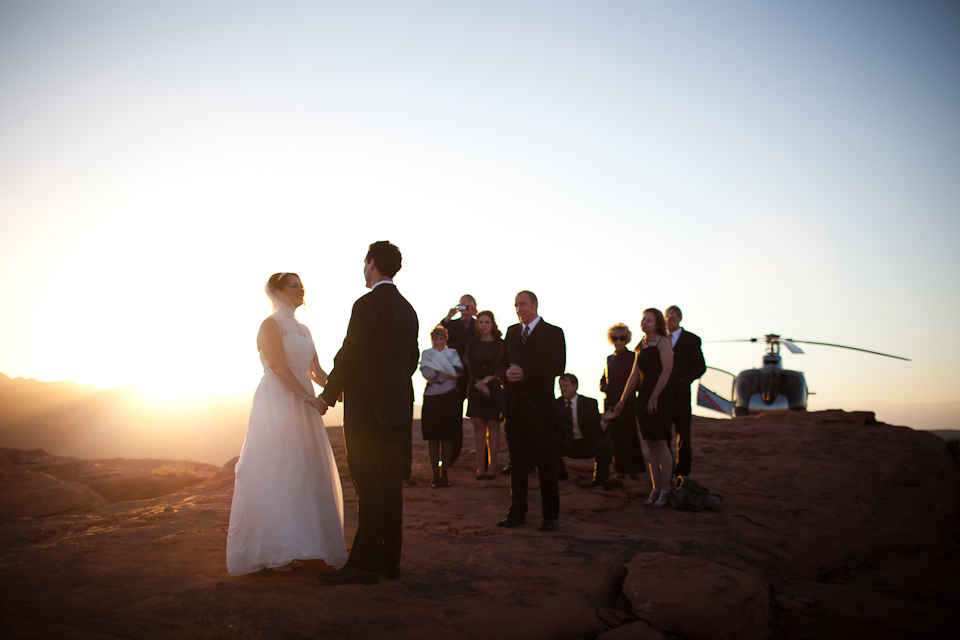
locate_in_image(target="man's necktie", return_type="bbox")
[564,400,574,438]
[521,325,530,345]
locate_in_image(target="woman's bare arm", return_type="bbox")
[309,353,327,387]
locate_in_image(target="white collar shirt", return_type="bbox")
[670,326,683,348]
[522,315,541,336]
[372,280,394,290]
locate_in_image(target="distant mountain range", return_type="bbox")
[0,373,341,465]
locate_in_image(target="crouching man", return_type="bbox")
[556,373,615,491]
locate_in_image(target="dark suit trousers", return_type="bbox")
[343,426,403,571]
[604,400,646,474]
[671,386,693,477]
[401,424,412,479]
[504,402,560,521]
[561,436,614,483]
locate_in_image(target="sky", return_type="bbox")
[1,1,958,426]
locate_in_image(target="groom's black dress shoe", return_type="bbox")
[317,566,379,586]
[382,565,400,580]
[538,519,559,532]
[496,515,527,528]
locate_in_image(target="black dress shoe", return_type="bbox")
[381,566,400,580]
[593,479,612,491]
[538,519,559,532]
[318,566,379,586]
[496,515,527,528]
[501,463,511,475]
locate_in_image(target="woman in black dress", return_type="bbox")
[466,311,504,479]
[600,323,646,481]
[614,308,674,507]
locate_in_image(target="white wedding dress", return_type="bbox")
[226,310,348,575]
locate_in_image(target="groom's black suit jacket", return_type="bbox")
[322,283,419,427]
[496,319,566,418]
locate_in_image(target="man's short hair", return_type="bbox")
[461,294,476,305]
[666,305,682,319]
[516,290,538,306]
[559,373,579,387]
[365,241,402,277]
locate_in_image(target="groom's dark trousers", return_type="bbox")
[322,282,419,572]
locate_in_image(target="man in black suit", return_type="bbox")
[440,294,477,369]
[665,305,706,479]
[438,294,477,464]
[556,373,615,491]
[495,291,566,532]
[317,241,419,585]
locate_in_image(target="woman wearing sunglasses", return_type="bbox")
[599,323,645,481]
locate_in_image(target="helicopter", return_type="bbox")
[696,334,910,417]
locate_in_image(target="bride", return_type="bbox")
[226,272,348,575]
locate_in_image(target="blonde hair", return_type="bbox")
[607,323,632,345]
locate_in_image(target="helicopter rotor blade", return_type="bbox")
[705,338,759,344]
[784,340,911,361]
[778,339,805,354]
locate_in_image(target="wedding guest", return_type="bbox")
[496,291,566,532]
[420,326,464,488]
[466,311,504,480]
[614,309,674,508]
[599,323,646,481]
[665,305,706,479]
[439,294,477,464]
[556,373,615,490]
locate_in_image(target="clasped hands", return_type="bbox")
[505,364,523,383]
[305,395,329,415]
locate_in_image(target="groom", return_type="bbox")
[316,241,419,585]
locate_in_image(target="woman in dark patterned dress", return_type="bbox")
[466,311,504,479]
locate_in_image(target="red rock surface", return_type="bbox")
[1,411,958,639]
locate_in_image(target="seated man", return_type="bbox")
[556,373,615,491]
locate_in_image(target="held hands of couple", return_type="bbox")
[303,395,329,415]
[647,397,658,415]
[506,365,524,383]
[474,379,491,397]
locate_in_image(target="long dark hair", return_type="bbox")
[474,310,502,340]
[635,308,667,350]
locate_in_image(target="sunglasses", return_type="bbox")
[611,336,628,342]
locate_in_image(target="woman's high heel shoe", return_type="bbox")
[654,490,672,508]
[643,489,661,505]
